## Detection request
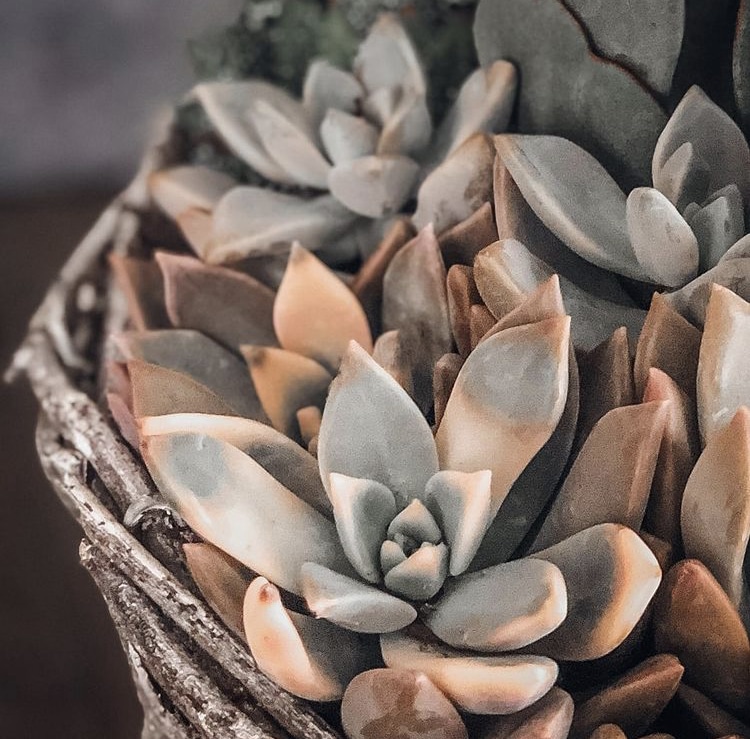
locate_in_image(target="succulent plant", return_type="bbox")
[149,13,515,268]
[103,1,750,738]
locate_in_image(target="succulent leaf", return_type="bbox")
[653,86,750,207]
[149,165,235,220]
[413,134,495,235]
[474,0,666,188]
[531,401,669,551]
[142,432,352,595]
[383,542,449,601]
[654,559,750,715]
[475,687,573,739]
[243,577,375,701]
[438,202,498,268]
[138,413,331,515]
[318,341,440,504]
[341,668,469,739]
[273,244,373,372]
[116,329,264,420]
[681,406,750,607]
[690,185,746,271]
[424,469,493,576]
[436,316,570,518]
[328,472,398,584]
[301,562,416,633]
[424,557,567,652]
[183,542,250,638]
[240,345,331,439]
[697,285,750,442]
[569,654,684,739]
[531,524,662,661]
[156,251,277,350]
[380,630,558,715]
[320,109,379,165]
[209,187,357,263]
[303,59,363,128]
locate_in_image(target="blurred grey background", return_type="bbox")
[0,2,241,737]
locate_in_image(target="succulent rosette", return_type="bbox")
[148,13,516,268]
[101,1,750,737]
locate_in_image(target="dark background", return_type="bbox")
[0,3,240,736]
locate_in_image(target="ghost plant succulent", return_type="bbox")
[148,14,516,267]
[101,1,750,738]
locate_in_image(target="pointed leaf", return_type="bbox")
[494,157,635,306]
[142,433,351,594]
[681,407,750,607]
[436,316,570,517]
[654,559,750,715]
[635,292,702,400]
[665,256,750,326]
[384,543,449,601]
[495,135,651,282]
[653,86,750,206]
[208,187,357,263]
[328,473,397,584]
[642,369,700,548]
[428,61,517,166]
[381,631,558,715]
[377,90,432,156]
[320,109,378,165]
[303,59,363,128]
[241,346,331,439]
[574,327,634,454]
[183,542,250,637]
[531,524,662,661]
[156,251,276,349]
[438,202,498,267]
[570,654,684,739]
[424,470,493,576]
[128,361,237,419]
[328,154,419,218]
[626,187,699,287]
[301,562,416,634]
[318,341,439,502]
[148,165,235,219]
[656,141,710,211]
[243,577,374,701]
[353,14,425,95]
[691,185,746,271]
[250,99,331,189]
[109,254,169,331]
[447,265,480,357]
[138,413,331,515]
[383,224,453,410]
[425,557,567,651]
[677,683,750,738]
[274,244,372,372]
[194,81,308,184]
[413,134,495,235]
[372,330,415,396]
[473,240,646,351]
[698,285,750,442]
[532,401,668,551]
[116,329,263,420]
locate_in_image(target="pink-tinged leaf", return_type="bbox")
[148,165,235,220]
[447,265,480,357]
[634,292,701,400]
[697,284,750,443]
[438,202,499,268]
[532,401,668,551]
[109,254,169,331]
[142,433,352,594]
[156,251,276,350]
[243,577,375,701]
[681,407,750,607]
[642,369,700,548]
[434,353,463,430]
[531,524,661,661]
[241,345,331,440]
[436,316,570,518]
[274,244,372,372]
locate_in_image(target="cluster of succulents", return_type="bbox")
[107,2,750,738]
